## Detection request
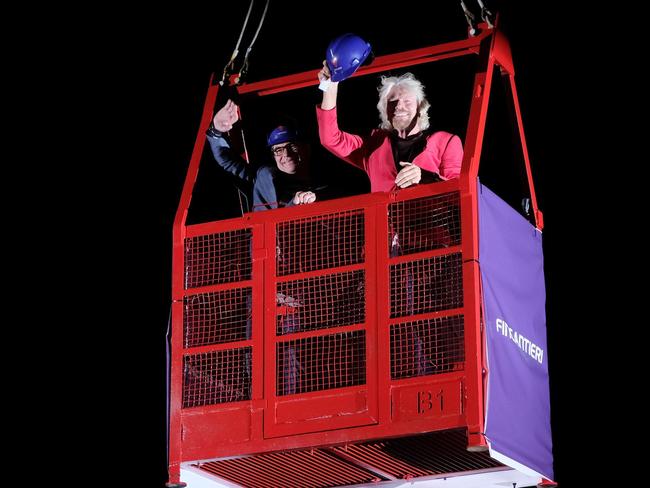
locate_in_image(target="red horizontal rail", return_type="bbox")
[237,31,491,96]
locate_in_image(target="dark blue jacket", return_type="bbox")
[207,129,313,212]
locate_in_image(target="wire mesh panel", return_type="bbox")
[388,192,461,256]
[184,288,252,348]
[276,330,366,396]
[390,253,463,318]
[390,315,464,379]
[183,348,252,407]
[276,210,365,276]
[184,228,252,289]
[276,270,365,335]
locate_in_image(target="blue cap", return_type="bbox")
[267,125,299,147]
[326,33,372,82]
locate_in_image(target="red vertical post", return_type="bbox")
[506,74,543,230]
[168,80,219,485]
[263,215,278,436]
[250,220,267,441]
[373,200,392,424]
[491,29,543,231]
[459,26,496,450]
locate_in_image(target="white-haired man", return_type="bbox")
[316,66,463,191]
[317,67,463,377]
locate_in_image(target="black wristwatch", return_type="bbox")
[206,122,224,138]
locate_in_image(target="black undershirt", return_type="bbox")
[390,130,441,183]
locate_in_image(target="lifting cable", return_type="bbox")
[218,0,271,214]
[459,0,494,35]
[221,0,255,84]
[476,0,494,28]
[235,0,270,84]
[460,1,479,36]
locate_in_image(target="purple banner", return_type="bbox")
[478,182,554,481]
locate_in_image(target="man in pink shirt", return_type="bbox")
[316,64,463,193]
[317,62,462,377]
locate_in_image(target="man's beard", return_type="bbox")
[392,114,417,132]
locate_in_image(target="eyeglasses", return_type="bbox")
[271,143,298,156]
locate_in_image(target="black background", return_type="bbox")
[92,1,604,486]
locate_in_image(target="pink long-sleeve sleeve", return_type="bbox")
[316,106,366,171]
[414,132,463,181]
[439,134,463,180]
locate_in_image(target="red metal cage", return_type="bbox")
[169,22,545,488]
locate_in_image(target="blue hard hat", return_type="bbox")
[326,33,372,82]
[267,125,299,147]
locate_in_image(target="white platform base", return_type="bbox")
[181,464,541,488]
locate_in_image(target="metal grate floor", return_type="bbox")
[193,429,506,488]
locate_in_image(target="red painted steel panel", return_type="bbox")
[274,388,371,424]
[391,379,463,422]
[181,407,252,459]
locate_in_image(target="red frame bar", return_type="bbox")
[236,30,490,96]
